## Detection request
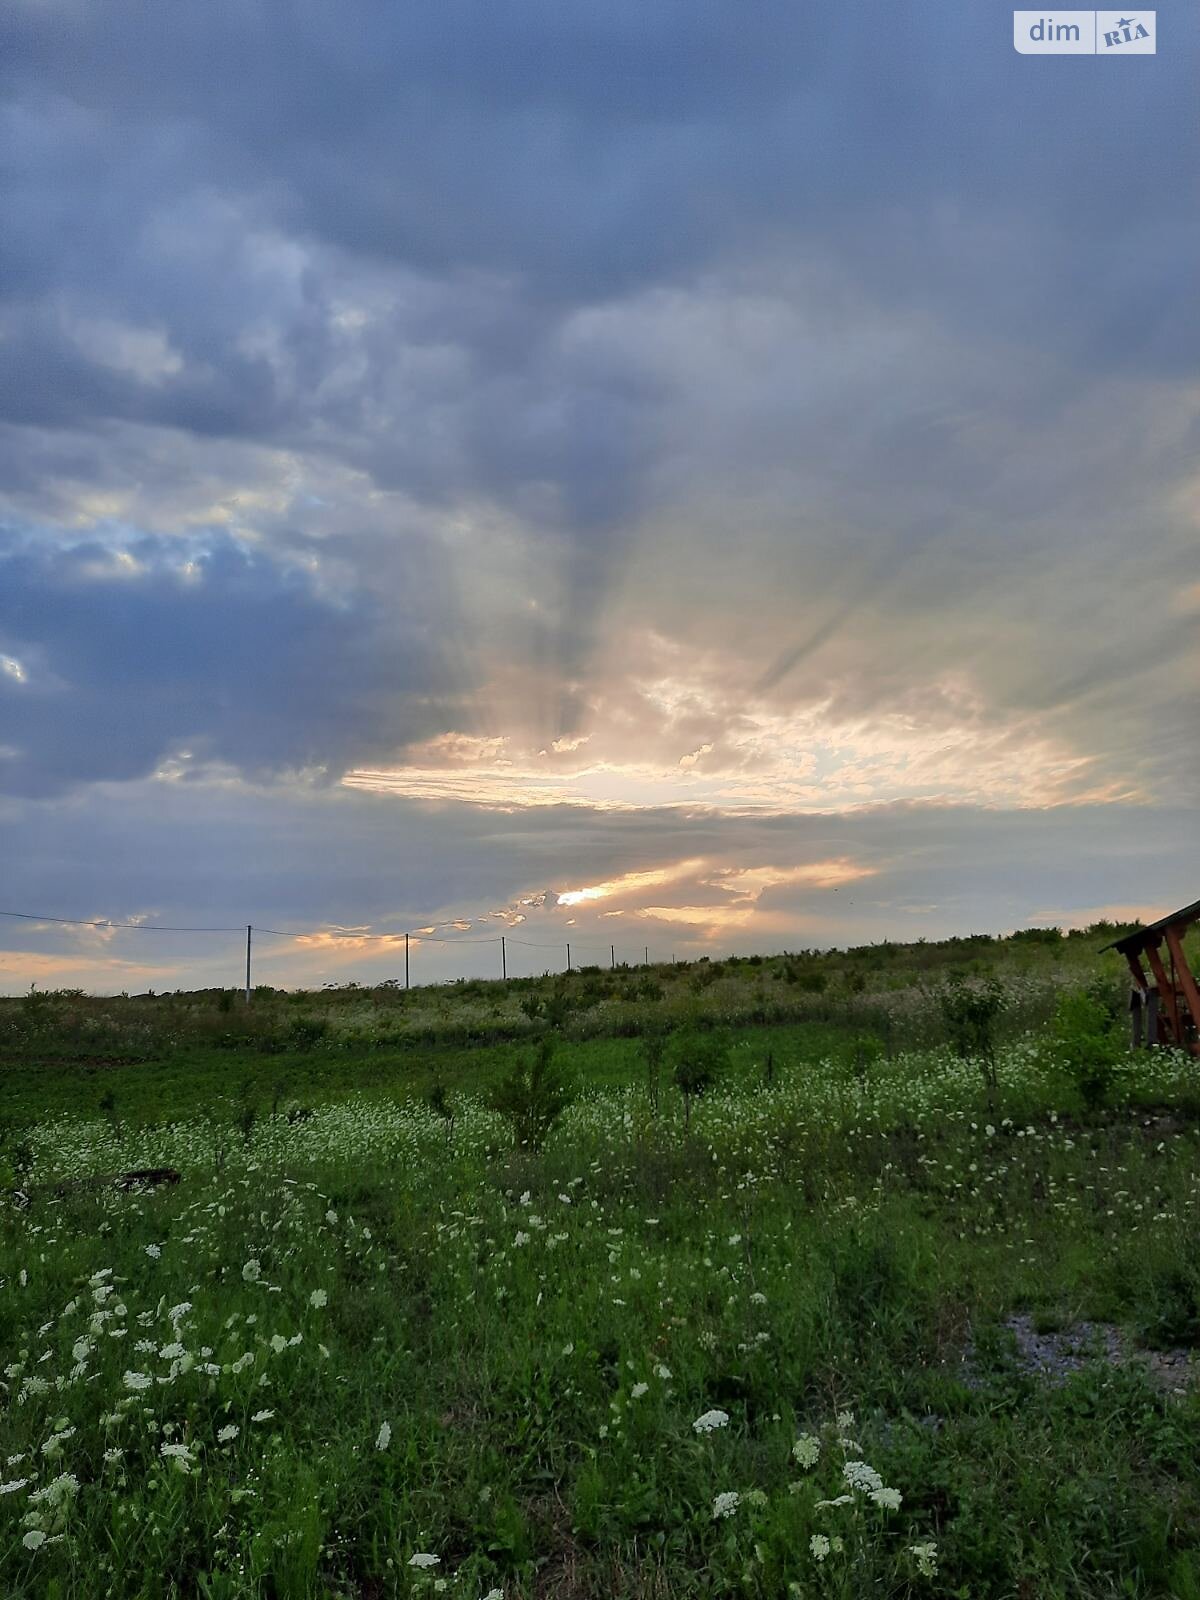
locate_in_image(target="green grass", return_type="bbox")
[1,937,1199,1597]
[0,1022,867,1127]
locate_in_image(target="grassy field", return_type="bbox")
[1,926,1199,1598]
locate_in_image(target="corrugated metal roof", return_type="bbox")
[1101,897,1200,954]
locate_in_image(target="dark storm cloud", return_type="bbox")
[0,0,1194,650]
[4,2,1195,320]
[0,0,1195,963]
[0,529,457,795]
[1,1,1195,463]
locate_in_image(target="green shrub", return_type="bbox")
[1048,989,1122,1111]
[1136,1262,1200,1348]
[491,1038,573,1150]
[671,1030,730,1128]
[427,1080,456,1139]
[940,974,1007,1095]
[635,1031,666,1115]
[288,1016,330,1052]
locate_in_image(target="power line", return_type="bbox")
[507,935,634,954]
[0,908,643,951]
[254,926,502,946]
[0,906,658,993]
[0,909,507,944]
[0,910,242,933]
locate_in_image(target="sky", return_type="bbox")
[0,1,1197,993]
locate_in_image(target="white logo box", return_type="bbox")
[1013,11,1156,53]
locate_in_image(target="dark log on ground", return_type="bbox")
[9,1167,182,1203]
[116,1167,181,1190]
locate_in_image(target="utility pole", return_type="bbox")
[610,944,615,970]
[405,931,410,990]
[245,925,252,1004]
[644,945,649,966]
[566,942,571,972]
[501,936,507,980]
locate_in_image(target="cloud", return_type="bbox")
[708,860,873,897]
[0,0,1195,979]
[557,860,707,906]
[342,645,1150,815]
[0,777,1191,992]
[0,528,457,796]
[0,949,170,987]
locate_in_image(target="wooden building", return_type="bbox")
[1103,900,1200,1055]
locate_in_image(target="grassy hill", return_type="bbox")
[0,920,1158,1123]
[1,922,1199,1598]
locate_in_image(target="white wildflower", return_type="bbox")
[409,1553,440,1568]
[910,1541,939,1578]
[376,1421,391,1450]
[792,1433,820,1468]
[844,1460,883,1495]
[810,1534,831,1562]
[160,1442,196,1473]
[712,1491,740,1519]
[693,1408,730,1434]
[29,1473,78,1507]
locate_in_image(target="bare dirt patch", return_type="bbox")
[962,1313,1199,1394]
